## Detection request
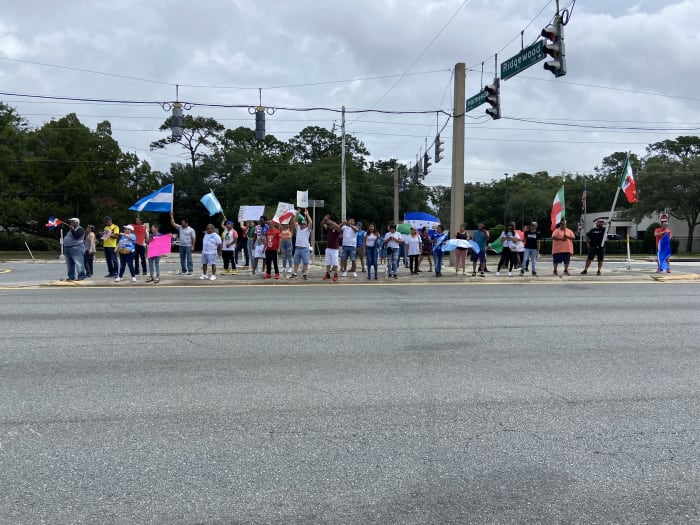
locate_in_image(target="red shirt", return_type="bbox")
[326,228,341,249]
[133,224,147,246]
[265,229,281,250]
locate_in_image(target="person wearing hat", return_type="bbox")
[220,217,238,275]
[654,214,673,273]
[521,222,542,276]
[290,209,312,279]
[581,219,607,276]
[115,224,136,283]
[63,217,86,281]
[102,216,120,278]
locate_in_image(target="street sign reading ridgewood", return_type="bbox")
[465,89,488,113]
[501,40,546,81]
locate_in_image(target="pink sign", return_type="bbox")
[147,234,172,258]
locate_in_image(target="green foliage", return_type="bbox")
[0,233,59,251]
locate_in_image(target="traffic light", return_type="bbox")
[541,16,566,77]
[423,152,431,177]
[484,78,501,120]
[171,102,183,141]
[434,133,445,163]
[413,163,420,182]
[255,107,265,141]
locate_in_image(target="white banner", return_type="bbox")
[297,190,309,208]
[272,202,296,223]
[238,205,266,222]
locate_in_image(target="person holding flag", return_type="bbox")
[655,214,673,273]
[551,220,575,276]
[102,216,120,278]
[63,218,86,281]
[170,213,196,275]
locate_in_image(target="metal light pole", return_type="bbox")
[503,173,509,226]
[341,105,346,221]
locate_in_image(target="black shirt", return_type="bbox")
[524,230,541,250]
[587,227,605,248]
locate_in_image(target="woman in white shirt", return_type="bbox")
[405,227,422,275]
[363,223,380,280]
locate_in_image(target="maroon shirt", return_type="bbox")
[326,228,341,249]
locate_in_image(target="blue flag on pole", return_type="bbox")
[200,190,223,216]
[129,184,173,212]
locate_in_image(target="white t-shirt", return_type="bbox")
[405,235,421,256]
[178,225,196,246]
[384,231,402,249]
[341,225,357,247]
[202,232,222,255]
[222,228,236,251]
[364,232,378,247]
[295,226,312,248]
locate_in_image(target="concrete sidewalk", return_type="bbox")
[0,256,700,288]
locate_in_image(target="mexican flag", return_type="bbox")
[619,159,637,203]
[550,186,565,231]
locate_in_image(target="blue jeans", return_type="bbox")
[246,239,254,266]
[365,246,378,278]
[522,248,538,273]
[119,252,135,278]
[65,245,85,280]
[386,247,398,276]
[104,247,118,276]
[281,239,293,270]
[434,250,444,275]
[179,245,193,273]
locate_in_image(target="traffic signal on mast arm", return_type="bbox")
[171,102,183,141]
[542,15,566,77]
[484,78,501,120]
[434,133,445,163]
[423,152,432,177]
[255,107,266,141]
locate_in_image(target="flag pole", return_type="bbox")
[601,156,628,248]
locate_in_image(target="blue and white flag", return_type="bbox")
[129,184,173,213]
[443,239,480,253]
[200,190,223,216]
[404,211,441,231]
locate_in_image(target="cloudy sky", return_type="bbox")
[1,0,698,187]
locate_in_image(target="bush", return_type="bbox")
[0,233,60,251]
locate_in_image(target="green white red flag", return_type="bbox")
[619,159,637,203]
[550,186,565,231]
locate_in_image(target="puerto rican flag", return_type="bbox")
[46,217,63,229]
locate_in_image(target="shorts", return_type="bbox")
[552,252,571,265]
[470,250,486,264]
[201,252,217,265]
[325,248,339,267]
[355,246,365,260]
[587,246,605,261]
[341,245,356,261]
[293,246,310,266]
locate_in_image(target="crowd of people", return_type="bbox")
[58,210,675,283]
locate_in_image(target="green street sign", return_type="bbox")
[501,40,546,81]
[466,89,488,113]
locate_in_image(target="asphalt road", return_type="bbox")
[1,283,699,524]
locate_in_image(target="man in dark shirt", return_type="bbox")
[581,219,607,275]
[322,214,341,282]
[520,222,542,276]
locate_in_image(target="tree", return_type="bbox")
[638,137,700,251]
[151,115,225,169]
